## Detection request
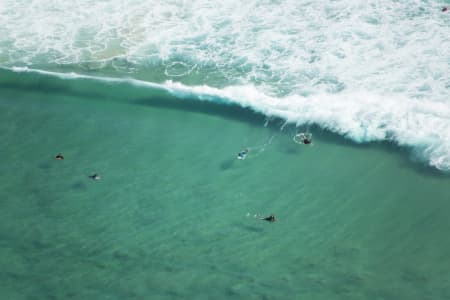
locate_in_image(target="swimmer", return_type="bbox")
[88,174,101,181]
[442,7,448,12]
[294,133,313,145]
[301,133,313,144]
[237,148,249,160]
[302,137,312,145]
[259,214,277,222]
[55,153,64,160]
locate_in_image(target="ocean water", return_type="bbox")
[1,1,450,299]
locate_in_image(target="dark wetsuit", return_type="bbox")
[89,174,100,180]
[238,149,249,159]
[262,215,276,222]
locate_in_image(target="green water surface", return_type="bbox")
[1,70,450,300]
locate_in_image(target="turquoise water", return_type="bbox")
[1,1,450,299]
[1,1,450,170]
[1,69,450,299]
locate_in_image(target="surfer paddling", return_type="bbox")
[88,174,101,181]
[258,214,277,222]
[237,148,249,160]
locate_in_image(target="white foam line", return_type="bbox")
[7,66,162,89]
[1,0,448,101]
[4,66,450,171]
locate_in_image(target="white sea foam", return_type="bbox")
[7,66,450,171]
[1,1,449,98]
[164,82,450,171]
[1,1,449,170]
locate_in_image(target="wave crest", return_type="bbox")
[8,66,450,171]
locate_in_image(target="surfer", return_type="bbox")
[302,136,312,144]
[293,133,312,145]
[55,153,64,160]
[237,148,249,160]
[88,174,101,181]
[259,214,277,222]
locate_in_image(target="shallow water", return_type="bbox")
[1,70,450,299]
[1,0,450,169]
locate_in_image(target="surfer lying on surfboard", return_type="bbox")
[237,148,249,160]
[259,214,277,222]
[246,213,277,222]
[88,174,101,181]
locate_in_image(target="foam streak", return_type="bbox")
[6,66,450,171]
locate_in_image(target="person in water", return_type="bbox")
[237,148,249,160]
[294,133,313,145]
[259,214,277,222]
[297,133,312,144]
[55,153,64,160]
[302,137,312,144]
[88,174,101,181]
[442,7,448,12]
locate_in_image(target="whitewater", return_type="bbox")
[0,0,449,170]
